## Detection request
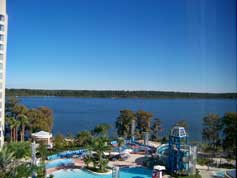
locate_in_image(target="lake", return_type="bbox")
[20,97,236,141]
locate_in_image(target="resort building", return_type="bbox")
[0,0,7,148]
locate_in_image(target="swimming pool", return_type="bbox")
[46,159,74,169]
[50,167,152,178]
[214,171,226,178]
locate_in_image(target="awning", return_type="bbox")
[32,131,52,139]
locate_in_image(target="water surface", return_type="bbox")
[20,97,236,141]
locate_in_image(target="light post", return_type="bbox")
[131,119,135,142]
[31,141,37,165]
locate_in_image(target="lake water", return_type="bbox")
[20,97,236,141]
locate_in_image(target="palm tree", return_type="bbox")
[84,155,92,168]
[0,146,35,178]
[151,118,162,141]
[0,147,15,177]
[89,137,111,172]
[76,131,92,146]
[13,163,36,178]
[7,142,31,159]
[17,114,29,142]
[117,137,125,154]
[5,117,15,142]
[12,119,20,142]
[93,123,111,137]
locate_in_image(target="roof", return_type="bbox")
[32,131,52,139]
[170,126,187,137]
[154,165,166,171]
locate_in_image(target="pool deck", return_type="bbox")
[197,165,233,178]
[108,154,144,167]
[46,158,85,175]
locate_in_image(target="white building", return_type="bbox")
[0,0,8,148]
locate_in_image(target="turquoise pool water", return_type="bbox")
[46,159,74,169]
[215,171,225,177]
[51,167,152,178]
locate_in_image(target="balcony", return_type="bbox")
[0,15,4,22]
[0,25,4,32]
[0,44,3,53]
[0,34,3,42]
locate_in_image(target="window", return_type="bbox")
[0,54,2,61]
[0,44,3,51]
[0,73,2,79]
[0,63,2,70]
[0,15,4,22]
[0,35,3,41]
[0,25,4,32]
[0,83,2,89]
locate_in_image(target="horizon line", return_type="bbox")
[6,88,237,95]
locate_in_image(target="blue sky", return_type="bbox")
[6,0,236,93]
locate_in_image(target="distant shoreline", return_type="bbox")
[6,88,237,99]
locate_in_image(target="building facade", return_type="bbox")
[0,0,7,148]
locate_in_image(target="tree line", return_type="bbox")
[6,88,237,99]
[202,112,237,158]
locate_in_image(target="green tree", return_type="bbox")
[174,120,189,132]
[54,134,66,150]
[27,107,54,132]
[38,107,54,131]
[76,131,92,147]
[90,137,111,172]
[36,163,46,178]
[151,118,162,141]
[12,163,36,178]
[5,96,20,117]
[0,146,35,178]
[13,104,28,117]
[136,110,153,138]
[222,112,237,158]
[115,109,136,139]
[0,147,15,177]
[84,155,92,167]
[5,117,15,142]
[202,113,222,150]
[37,142,48,162]
[117,137,125,154]
[7,142,31,159]
[12,119,20,142]
[93,123,111,137]
[17,114,29,142]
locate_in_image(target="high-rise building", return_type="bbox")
[0,0,7,148]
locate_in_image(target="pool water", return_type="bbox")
[113,144,148,153]
[51,167,152,178]
[215,171,225,178]
[46,159,74,169]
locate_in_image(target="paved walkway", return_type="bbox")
[108,154,145,167]
[197,165,232,178]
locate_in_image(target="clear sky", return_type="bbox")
[6,0,236,93]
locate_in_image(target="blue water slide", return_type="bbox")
[157,144,169,155]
